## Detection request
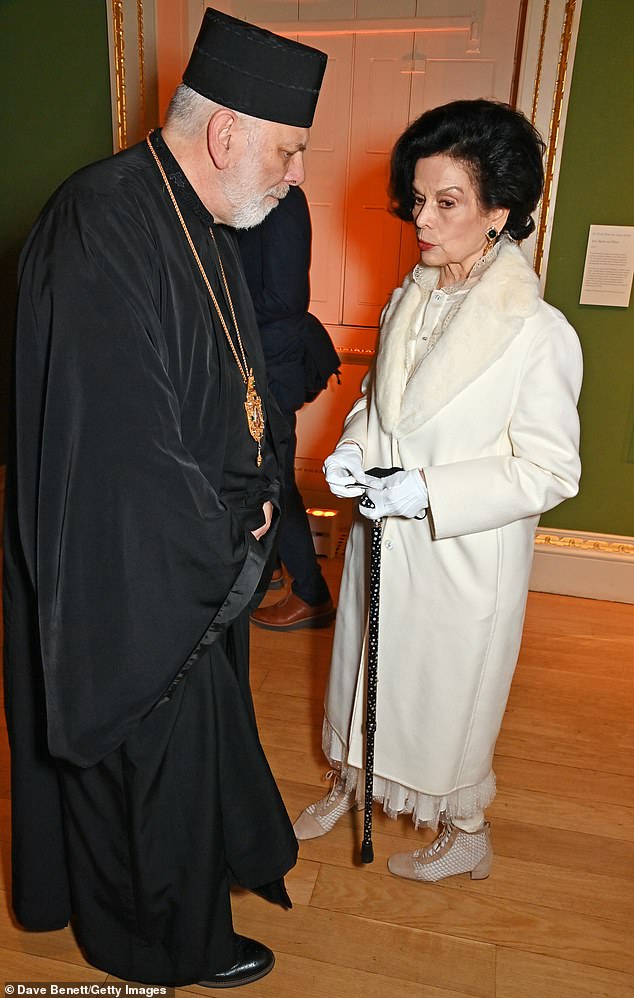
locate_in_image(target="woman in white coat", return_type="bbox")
[294,99,582,882]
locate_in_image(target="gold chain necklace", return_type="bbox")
[146,134,265,467]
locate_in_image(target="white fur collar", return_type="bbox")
[374,241,540,436]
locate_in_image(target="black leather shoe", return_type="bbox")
[198,935,275,989]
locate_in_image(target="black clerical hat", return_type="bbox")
[183,7,327,128]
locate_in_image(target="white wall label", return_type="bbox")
[579,224,634,308]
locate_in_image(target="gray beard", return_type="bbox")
[229,183,290,229]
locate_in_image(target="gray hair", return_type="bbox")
[165,83,262,141]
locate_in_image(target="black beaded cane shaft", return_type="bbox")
[361,517,382,863]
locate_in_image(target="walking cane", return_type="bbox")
[359,466,401,864]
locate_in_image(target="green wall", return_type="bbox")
[542,0,634,536]
[0,0,113,462]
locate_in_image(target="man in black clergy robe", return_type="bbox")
[2,7,326,988]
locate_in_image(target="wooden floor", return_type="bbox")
[1,549,634,997]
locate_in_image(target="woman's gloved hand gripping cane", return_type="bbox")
[324,440,429,519]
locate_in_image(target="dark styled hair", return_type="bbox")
[389,99,545,241]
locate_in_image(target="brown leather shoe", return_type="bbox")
[251,591,336,631]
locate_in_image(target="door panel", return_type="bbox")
[342,32,415,327]
[299,34,354,325]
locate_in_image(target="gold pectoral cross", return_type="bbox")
[244,370,265,467]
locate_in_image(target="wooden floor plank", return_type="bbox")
[226,890,497,998]
[494,716,634,776]
[518,634,634,680]
[310,863,634,976]
[491,754,634,807]
[485,816,634,879]
[488,788,634,841]
[0,946,108,981]
[0,891,92,969]
[284,858,321,907]
[505,678,634,746]
[495,947,634,998]
[174,951,485,998]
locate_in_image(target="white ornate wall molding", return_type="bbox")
[530,529,634,604]
[515,0,584,285]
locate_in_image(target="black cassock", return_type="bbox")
[3,131,297,984]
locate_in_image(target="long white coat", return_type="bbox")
[324,242,582,821]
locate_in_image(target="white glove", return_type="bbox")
[359,469,428,520]
[323,441,368,498]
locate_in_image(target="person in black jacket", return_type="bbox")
[238,185,337,630]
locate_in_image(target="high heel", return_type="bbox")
[470,846,493,880]
[388,819,492,882]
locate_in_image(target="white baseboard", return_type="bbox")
[530,529,634,604]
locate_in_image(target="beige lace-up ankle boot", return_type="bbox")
[293,770,358,840]
[387,820,492,882]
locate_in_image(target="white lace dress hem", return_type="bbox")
[322,717,496,830]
